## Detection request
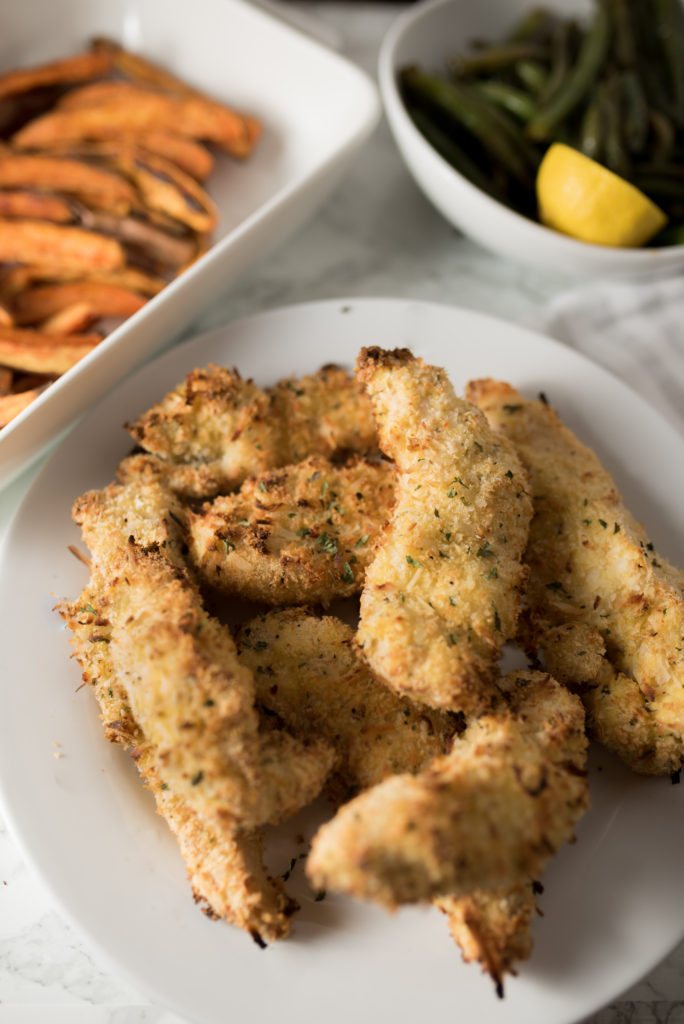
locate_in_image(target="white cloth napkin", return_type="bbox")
[531,275,684,440]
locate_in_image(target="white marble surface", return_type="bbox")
[1,5,684,1023]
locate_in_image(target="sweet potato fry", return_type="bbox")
[89,36,259,153]
[90,38,203,98]
[14,91,260,158]
[0,264,167,299]
[57,79,170,110]
[0,332,100,374]
[78,209,198,270]
[0,189,74,223]
[0,153,137,214]
[0,386,47,426]
[0,367,13,392]
[0,305,12,327]
[0,51,113,102]
[0,219,125,271]
[0,87,63,138]
[14,281,147,324]
[23,134,214,182]
[118,149,217,233]
[39,302,97,336]
[136,132,214,180]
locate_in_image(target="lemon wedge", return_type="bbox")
[536,143,667,247]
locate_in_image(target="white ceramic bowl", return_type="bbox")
[378,0,684,279]
[0,0,380,489]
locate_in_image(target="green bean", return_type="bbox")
[514,59,549,95]
[621,70,650,153]
[450,43,549,78]
[474,80,537,121]
[400,66,536,187]
[648,108,677,159]
[407,106,512,203]
[506,7,556,43]
[654,0,684,127]
[632,0,678,117]
[631,172,684,200]
[526,0,611,140]
[579,93,604,161]
[651,222,684,245]
[537,19,574,106]
[610,0,637,67]
[634,160,684,178]
[602,74,631,177]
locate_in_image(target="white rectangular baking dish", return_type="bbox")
[0,0,380,488]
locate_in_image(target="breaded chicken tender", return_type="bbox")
[235,608,456,800]
[66,479,335,830]
[60,611,295,941]
[468,378,684,775]
[237,608,536,984]
[307,671,588,906]
[355,348,532,714]
[121,363,377,499]
[187,456,396,607]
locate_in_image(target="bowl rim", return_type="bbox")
[377,0,683,269]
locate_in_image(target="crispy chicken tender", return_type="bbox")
[187,456,396,607]
[65,479,335,830]
[237,608,535,984]
[307,670,588,906]
[468,378,684,776]
[60,607,295,941]
[235,608,456,800]
[355,348,532,714]
[121,363,377,500]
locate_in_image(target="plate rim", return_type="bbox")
[1,295,683,1024]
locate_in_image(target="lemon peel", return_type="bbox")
[536,143,667,248]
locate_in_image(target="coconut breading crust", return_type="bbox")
[354,348,533,714]
[121,363,377,500]
[236,608,536,985]
[306,670,588,907]
[187,456,396,607]
[65,479,336,830]
[467,378,684,776]
[235,608,458,800]
[60,607,295,942]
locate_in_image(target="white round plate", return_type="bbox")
[1,298,683,1024]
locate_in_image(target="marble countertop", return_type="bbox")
[1,5,683,1023]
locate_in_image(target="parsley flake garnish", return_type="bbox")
[318,533,338,555]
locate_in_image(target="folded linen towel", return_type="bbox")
[531,275,684,440]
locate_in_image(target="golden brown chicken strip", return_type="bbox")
[236,607,535,984]
[121,363,377,500]
[65,479,335,830]
[236,608,456,799]
[187,456,395,607]
[467,378,684,776]
[307,670,587,906]
[355,348,532,714]
[62,602,296,942]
